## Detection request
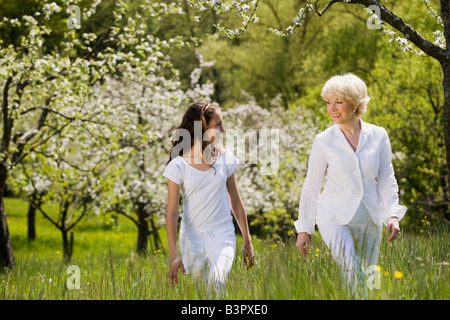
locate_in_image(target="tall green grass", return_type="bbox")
[1,197,448,300]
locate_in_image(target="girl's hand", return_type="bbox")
[243,242,255,270]
[168,256,185,285]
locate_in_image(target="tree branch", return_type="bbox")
[112,207,139,226]
[317,0,343,16]
[1,76,13,154]
[314,1,448,62]
[36,204,62,231]
[352,0,448,62]
[10,120,71,168]
[10,94,54,166]
[67,203,87,232]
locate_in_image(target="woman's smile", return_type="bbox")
[327,98,354,124]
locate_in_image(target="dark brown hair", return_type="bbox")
[167,101,223,164]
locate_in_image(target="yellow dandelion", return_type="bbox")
[316,248,320,252]
[394,271,404,279]
[315,253,319,257]
[56,251,60,255]
[375,265,382,272]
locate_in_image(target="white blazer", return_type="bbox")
[294,119,407,234]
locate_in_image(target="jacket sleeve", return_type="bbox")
[294,135,328,234]
[377,128,407,224]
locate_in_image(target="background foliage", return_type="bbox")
[0,0,448,258]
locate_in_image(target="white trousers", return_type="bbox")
[318,202,382,292]
[180,228,236,287]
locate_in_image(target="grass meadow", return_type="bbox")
[0,197,449,300]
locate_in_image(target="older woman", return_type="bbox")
[294,73,407,292]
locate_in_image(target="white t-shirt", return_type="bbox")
[162,148,239,235]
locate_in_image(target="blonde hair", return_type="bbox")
[321,73,371,117]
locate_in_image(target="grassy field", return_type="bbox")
[0,197,448,300]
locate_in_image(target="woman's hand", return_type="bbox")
[168,256,185,286]
[296,232,311,256]
[386,216,400,242]
[243,242,255,270]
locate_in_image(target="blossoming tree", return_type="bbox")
[187,0,450,203]
[94,61,215,254]
[0,0,189,267]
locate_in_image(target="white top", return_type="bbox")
[294,119,407,234]
[163,148,239,235]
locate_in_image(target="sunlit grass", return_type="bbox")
[1,197,449,300]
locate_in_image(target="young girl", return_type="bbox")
[163,101,255,288]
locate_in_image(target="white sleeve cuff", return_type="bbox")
[384,204,407,225]
[294,220,314,234]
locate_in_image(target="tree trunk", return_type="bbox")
[149,215,163,252]
[0,195,14,269]
[27,197,37,241]
[136,216,149,255]
[62,229,71,262]
[0,163,14,269]
[440,0,450,194]
[441,60,450,201]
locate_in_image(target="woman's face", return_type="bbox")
[206,109,225,141]
[326,97,356,125]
